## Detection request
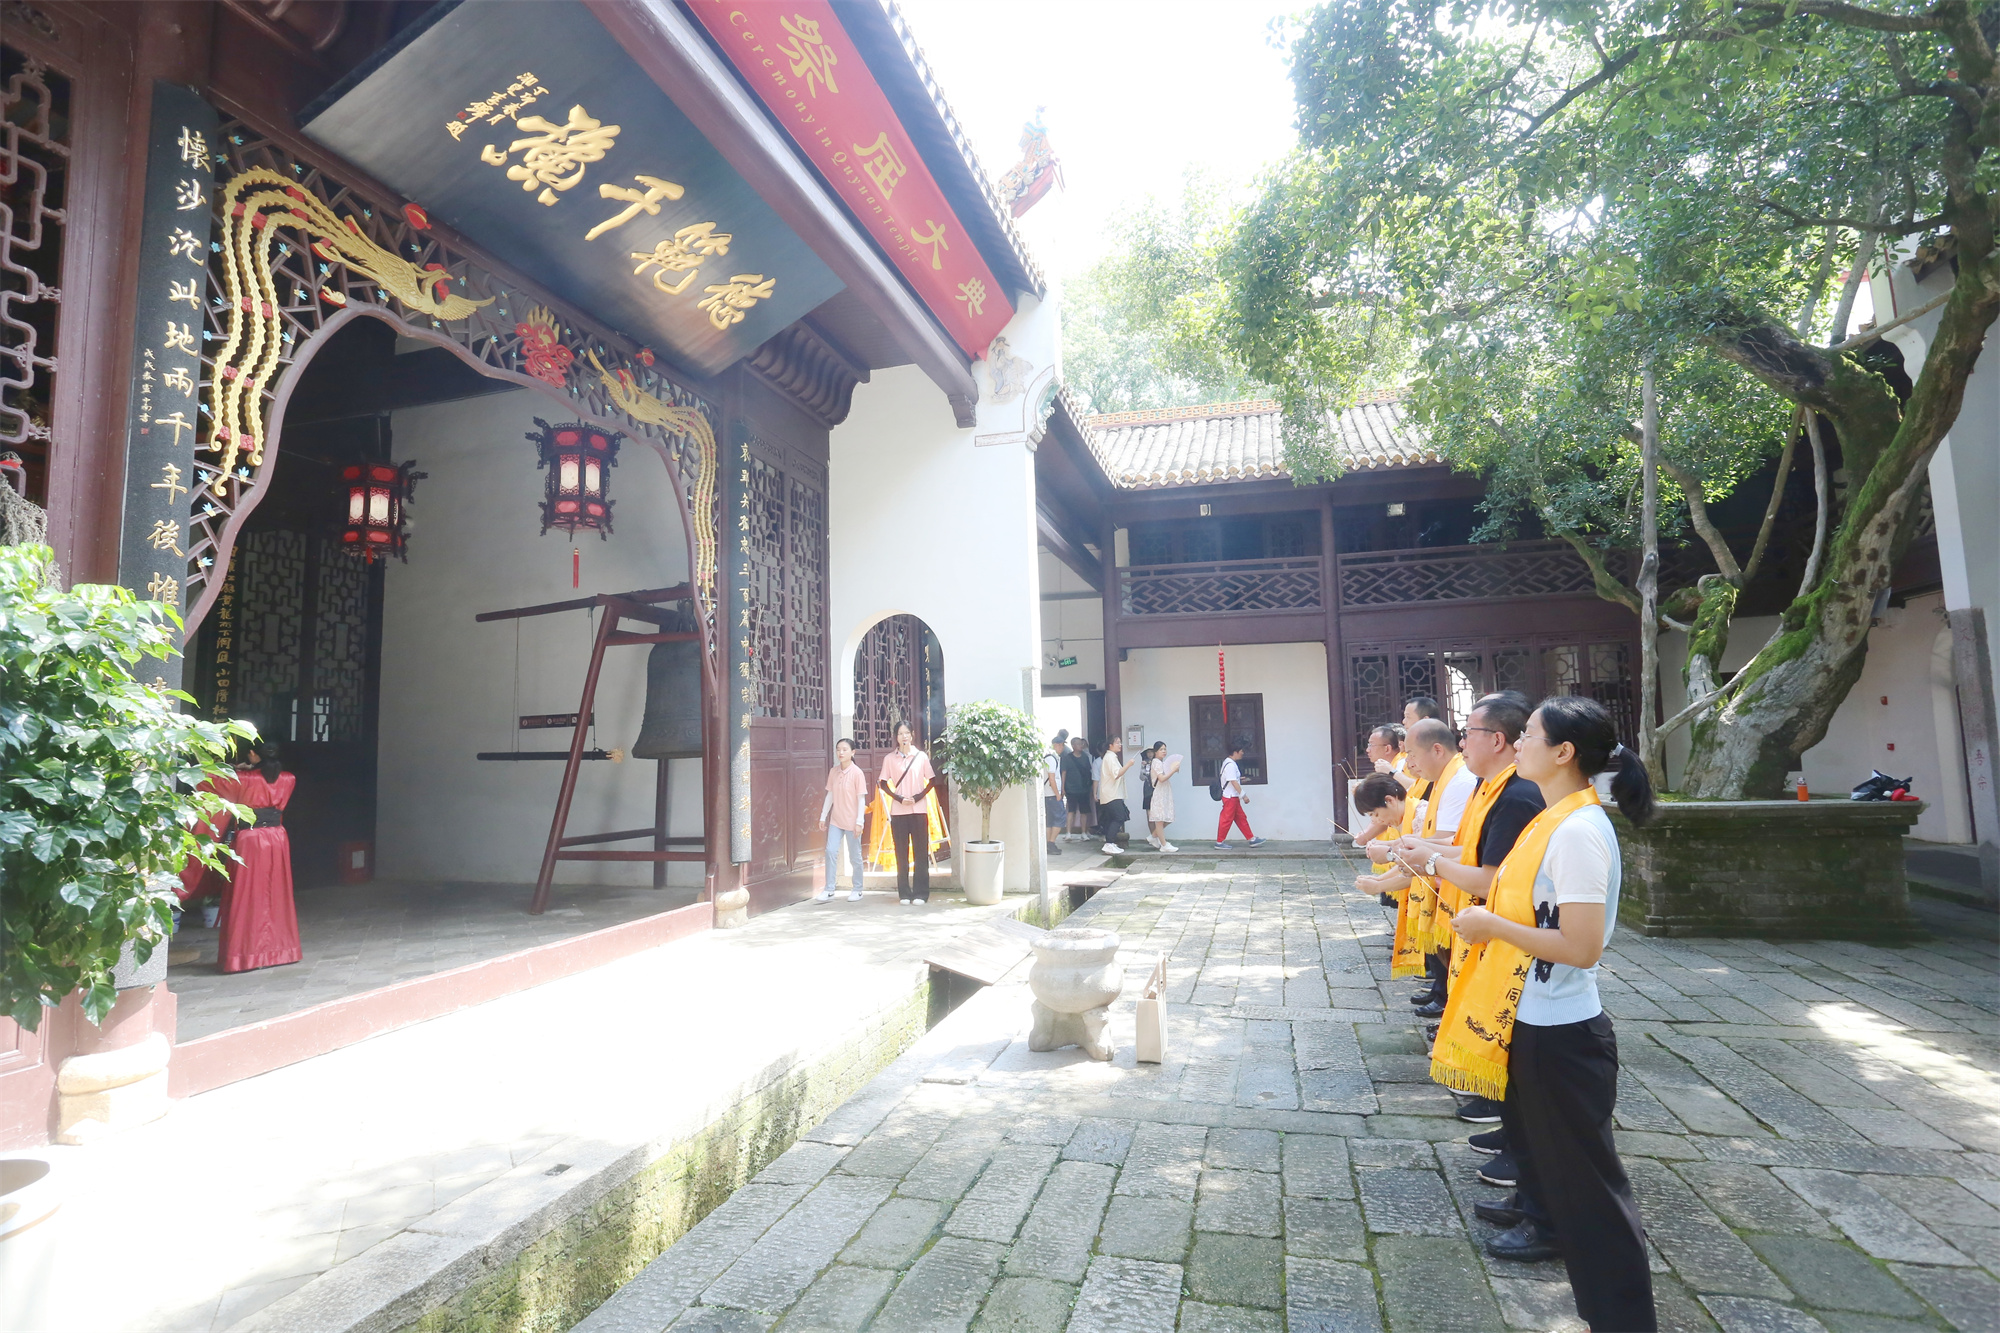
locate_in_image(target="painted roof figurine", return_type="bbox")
[1084,389,1436,490]
[998,109,1063,218]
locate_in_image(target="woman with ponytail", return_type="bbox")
[1434,695,1655,1331]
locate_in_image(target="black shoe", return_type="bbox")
[1486,1219,1557,1263]
[1414,999,1445,1018]
[1379,893,1396,907]
[1473,1192,1524,1227]
[1467,1128,1506,1156]
[1424,1024,1439,1041]
[1455,1095,1502,1123]
[1409,986,1441,1005]
[1477,1152,1519,1188]
[1047,842,1061,856]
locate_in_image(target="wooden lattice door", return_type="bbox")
[740,439,830,886]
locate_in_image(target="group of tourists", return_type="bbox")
[817,722,941,905]
[1041,731,1199,857]
[1351,691,1660,1332]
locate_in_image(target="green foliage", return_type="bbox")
[1216,0,2000,790]
[1060,178,1277,414]
[932,700,1047,843]
[0,545,251,1030]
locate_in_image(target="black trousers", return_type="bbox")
[890,813,930,899]
[1502,1013,1656,1332]
[1098,799,1129,844]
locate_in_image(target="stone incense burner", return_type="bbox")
[1026,927,1122,1060]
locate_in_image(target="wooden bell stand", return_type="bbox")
[474,584,706,914]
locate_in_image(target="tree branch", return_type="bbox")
[1550,524,1643,616]
[1883,32,1987,119]
[1828,290,1952,350]
[1734,1,1951,35]
[1795,226,1838,338]
[1799,412,1832,596]
[1758,197,1947,235]
[1661,460,1744,584]
[1828,178,1888,342]
[1510,45,1643,145]
[1741,412,1798,586]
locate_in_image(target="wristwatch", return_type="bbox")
[1425,854,1439,876]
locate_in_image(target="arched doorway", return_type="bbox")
[851,615,947,872]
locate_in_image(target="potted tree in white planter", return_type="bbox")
[933,700,1045,906]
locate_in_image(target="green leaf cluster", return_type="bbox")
[1,545,253,1030]
[932,700,1047,844]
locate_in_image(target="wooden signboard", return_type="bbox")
[117,81,219,657]
[299,0,841,374]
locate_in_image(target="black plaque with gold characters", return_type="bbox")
[299,0,841,375]
[117,82,219,644]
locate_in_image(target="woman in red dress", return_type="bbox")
[217,741,301,973]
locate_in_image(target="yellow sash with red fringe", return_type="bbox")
[1406,753,1466,956]
[1430,785,1600,1100]
[1389,768,1438,978]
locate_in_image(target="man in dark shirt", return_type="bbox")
[1061,736,1095,839]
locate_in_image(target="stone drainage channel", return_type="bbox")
[220,880,1110,1333]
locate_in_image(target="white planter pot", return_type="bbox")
[0,1156,63,1331]
[962,841,1005,905]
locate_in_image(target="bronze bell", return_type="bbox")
[632,605,703,760]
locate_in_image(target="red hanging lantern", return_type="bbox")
[339,459,425,562]
[529,418,622,540]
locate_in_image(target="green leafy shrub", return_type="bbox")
[933,700,1046,844]
[0,545,250,1030]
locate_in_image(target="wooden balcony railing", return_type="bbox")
[1336,540,1597,607]
[1118,557,1324,617]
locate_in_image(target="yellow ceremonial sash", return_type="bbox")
[1389,774,1435,978]
[1407,753,1467,956]
[1442,765,1517,974]
[1430,785,1601,1100]
[1425,763,1513,954]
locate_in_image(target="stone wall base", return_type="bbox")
[395,982,932,1333]
[1617,800,1927,941]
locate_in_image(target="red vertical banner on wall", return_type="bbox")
[684,0,1015,357]
[1219,648,1228,726]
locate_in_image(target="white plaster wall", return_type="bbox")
[1039,549,1105,688]
[1874,261,2000,741]
[376,388,701,886]
[1116,642,1334,842]
[1661,593,1967,842]
[826,295,1058,887]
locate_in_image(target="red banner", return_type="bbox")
[686,0,1014,358]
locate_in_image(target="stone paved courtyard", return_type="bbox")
[580,850,2000,1333]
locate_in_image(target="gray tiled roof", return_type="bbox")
[1083,391,1436,490]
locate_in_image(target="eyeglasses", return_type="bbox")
[1464,726,1503,737]
[1519,731,1549,745]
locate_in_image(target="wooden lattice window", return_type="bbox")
[1189,694,1266,787]
[0,45,70,499]
[788,474,825,721]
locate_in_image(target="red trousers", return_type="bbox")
[1217,796,1254,842]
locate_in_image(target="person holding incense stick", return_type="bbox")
[1439,695,1656,1330]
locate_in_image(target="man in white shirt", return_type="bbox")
[1213,742,1267,849]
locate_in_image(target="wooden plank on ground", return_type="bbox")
[925,920,1043,985]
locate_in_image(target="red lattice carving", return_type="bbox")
[0,47,70,488]
[1120,558,1322,617]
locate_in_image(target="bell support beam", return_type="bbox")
[584,0,982,426]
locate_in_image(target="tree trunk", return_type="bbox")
[1637,363,1662,783]
[1682,264,1998,795]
